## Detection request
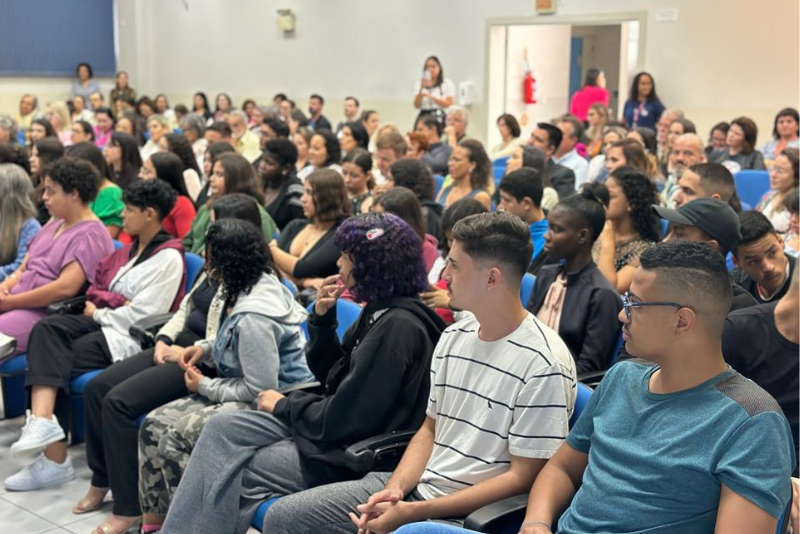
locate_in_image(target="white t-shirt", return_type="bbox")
[417,313,577,499]
[414,78,456,111]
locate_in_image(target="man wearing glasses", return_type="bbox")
[509,241,795,534]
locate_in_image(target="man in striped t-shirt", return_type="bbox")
[261,212,576,534]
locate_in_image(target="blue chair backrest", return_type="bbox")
[519,273,536,308]
[184,253,204,293]
[113,240,124,250]
[569,382,593,428]
[281,278,296,295]
[433,174,445,197]
[734,170,771,210]
[493,156,509,185]
[302,299,363,342]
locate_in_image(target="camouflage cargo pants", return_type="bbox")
[137,394,249,515]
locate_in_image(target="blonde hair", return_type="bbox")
[0,164,37,265]
[47,101,71,132]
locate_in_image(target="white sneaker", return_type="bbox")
[4,453,75,491]
[10,410,66,455]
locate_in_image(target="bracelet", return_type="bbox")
[518,521,552,533]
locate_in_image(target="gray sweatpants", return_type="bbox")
[160,409,310,534]
[262,473,464,534]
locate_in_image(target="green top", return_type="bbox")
[90,183,124,228]
[183,202,279,254]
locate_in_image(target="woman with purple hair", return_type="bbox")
[159,212,447,534]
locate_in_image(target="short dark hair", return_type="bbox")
[74,120,95,141]
[452,212,533,283]
[95,107,114,122]
[263,117,290,138]
[736,211,778,252]
[773,108,799,140]
[123,177,177,221]
[207,121,232,138]
[313,129,342,166]
[47,157,101,203]
[498,114,521,138]
[273,93,287,102]
[76,62,93,78]
[205,219,275,306]
[671,117,697,135]
[361,109,378,123]
[309,94,325,105]
[263,138,298,168]
[420,115,443,136]
[212,193,262,229]
[499,168,543,208]
[537,122,562,151]
[345,96,360,107]
[639,241,733,327]
[688,162,739,210]
[66,141,106,178]
[556,186,608,242]
[150,152,189,197]
[389,159,435,201]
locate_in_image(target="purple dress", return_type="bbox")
[0,218,114,358]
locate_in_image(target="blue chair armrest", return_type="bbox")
[463,494,528,532]
[577,370,606,388]
[276,381,322,395]
[129,313,176,350]
[343,429,417,475]
[46,296,87,315]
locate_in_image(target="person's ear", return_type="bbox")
[146,207,158,221]
[732,251,740,269]
[674,307,696,338]
[521,196,534,211]
[710,193,722,201]
[707,239,722,254]
[576,228,590,245]
[487,266,502,289]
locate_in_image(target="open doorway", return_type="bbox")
[485,14,644,150]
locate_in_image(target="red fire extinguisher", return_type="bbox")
[523,49,536,104]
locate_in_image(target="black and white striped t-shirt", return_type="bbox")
[417,313,576,500]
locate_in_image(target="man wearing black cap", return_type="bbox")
[654,198,758,311]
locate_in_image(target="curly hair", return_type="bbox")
[609,166,660,243]
[123,177,176,221]
[47,157,101,203]
[459,139,492,192]
[263,138,298,168]
[205,219,275,305]
[389,159,434,201]
[164,133,202,177]
[334,212,427,304]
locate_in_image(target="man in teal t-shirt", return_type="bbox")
[498,168,548,264]
[517,241,795,534]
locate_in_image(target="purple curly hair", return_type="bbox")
[334,213,428,303]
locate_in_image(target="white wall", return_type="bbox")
[0,0,797,150]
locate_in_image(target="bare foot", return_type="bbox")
[73,486,109,514]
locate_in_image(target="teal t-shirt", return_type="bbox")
[560,360,795,534]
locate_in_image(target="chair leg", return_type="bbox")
[1,373,27,419]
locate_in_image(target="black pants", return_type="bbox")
[25,314,113,438]
[84,330,202,517]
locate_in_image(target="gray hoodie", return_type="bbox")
[197,272,313,403]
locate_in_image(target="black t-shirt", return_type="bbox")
[186,277,218,338]
[732,254,796,305]
[722,302,799,471]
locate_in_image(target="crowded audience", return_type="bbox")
[0,61,797,534]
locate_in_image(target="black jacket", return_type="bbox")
[266,173,304,231]
[547,160,577,199]
[272,297,445,485]
[421,199,444,243]
[527,262,622,374]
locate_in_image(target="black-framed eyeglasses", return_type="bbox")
[621,291,684,321]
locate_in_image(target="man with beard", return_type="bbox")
[664,133,706,207]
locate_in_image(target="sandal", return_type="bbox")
[92,517,141,534]
[73,488,109,515]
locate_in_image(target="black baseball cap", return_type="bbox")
[653,198,741,252]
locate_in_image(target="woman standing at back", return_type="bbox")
[413,56,455,129]
[622,72,665,131]
[569,68,610,123]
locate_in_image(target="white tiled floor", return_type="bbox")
[0,399,261,533]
